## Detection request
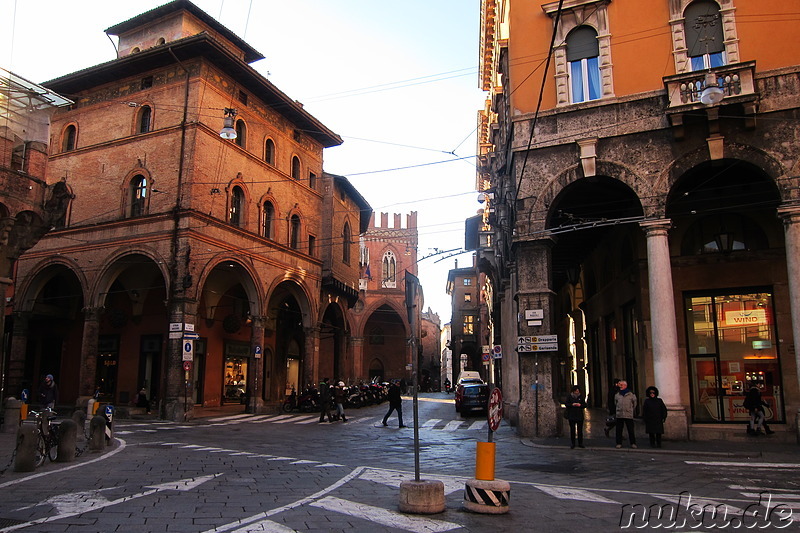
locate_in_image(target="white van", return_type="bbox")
[457,371,483,384]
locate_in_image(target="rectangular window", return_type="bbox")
[463,278,472,286]
[569,57,601,103]
[685,290,784,424]
[140,76,153,90]
[463,315,475,335]
[309,172,317,189]
[308,235,316,257]
[690,51,725,71]
[464,293,472,303]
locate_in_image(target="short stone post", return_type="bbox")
[56,419,77,463]
[399,480,446,514]
[13,420,38,472]
[88,415,106,452]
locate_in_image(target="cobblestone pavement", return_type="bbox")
[0,394,798,532]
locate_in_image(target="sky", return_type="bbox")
[2,0,486,324]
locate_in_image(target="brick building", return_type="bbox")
[476,0,800,441]
[354,212,420,384]
[8,0,372,420]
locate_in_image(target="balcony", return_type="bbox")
[663,61,757,111]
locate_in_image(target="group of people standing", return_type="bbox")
[564,378,668,449]
[318,378,348,423]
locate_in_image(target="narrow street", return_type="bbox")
[0,394,797,532]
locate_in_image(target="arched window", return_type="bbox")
[685,0,726,70]
[263,201,274,239]
[230,186,244,226]
[291,156,301,180]
[264,138,275,165]
[567,26,601,103]
[62,125,76,152]
[137,105,152,134]
[381,250,397,288]
[235,119,246,148]
[290,214,301,249]
[681,214,768,255]
[342,222,352,264]
[130,175,147,217]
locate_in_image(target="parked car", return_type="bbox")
[455,381,489,415]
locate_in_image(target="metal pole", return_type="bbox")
[412,334,420,482]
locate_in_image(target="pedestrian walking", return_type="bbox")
[604,378,621,437]
[742,387,773,435]
[614,380,637,449]
[382,380,406,427]
[318,377,334,423]
[334,381,347,422]
[642,386,667,448]
[39,374,58,409]
[564,385,586,449]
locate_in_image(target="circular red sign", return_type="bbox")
[488,387,503,431]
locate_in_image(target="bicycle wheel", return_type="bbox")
[47,436,58,462]
[33,435,47,467]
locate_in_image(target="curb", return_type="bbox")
[519,438,761,458]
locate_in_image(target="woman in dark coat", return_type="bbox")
[642,386,668,448]
[564,385,586,449]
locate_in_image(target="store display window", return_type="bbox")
[684,290,784,423]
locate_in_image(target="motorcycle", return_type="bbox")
[444,380,452,393]
[282,385,319,412]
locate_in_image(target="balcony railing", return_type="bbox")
[663,61,756,110]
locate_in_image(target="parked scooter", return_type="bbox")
[444,379,452,393]
[283,385,319,412]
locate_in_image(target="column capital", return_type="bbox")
[81,306,105,320]
[639,218,672,235]
[777,204,800,224]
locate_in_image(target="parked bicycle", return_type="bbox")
[28,409,60,467]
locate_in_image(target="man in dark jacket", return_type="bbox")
[382,380,405,427]
[318,378,333,423]
[39,374,58,409]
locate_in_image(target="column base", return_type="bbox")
[664,405,688,441]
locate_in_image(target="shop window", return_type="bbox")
[263,201,274,239]
[685,290,784,424]
[381,250,396,288]
[130,174,147,217]
[264,138,275,165]
[62,124,76,152]
[567,26,601,103]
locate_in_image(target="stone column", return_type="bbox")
[515,238,559,438]
[249,316,265,413]
[79,307,103,400]
[164,299,197,422]
[303,326,320,387]
[351,336,364,380]
[640,219,687,439]
[6,311,30,397]
[777,205,800,442]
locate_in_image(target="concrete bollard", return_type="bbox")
[13,420,38,472]
[72,410,86,438]
[463,478,511,514]
[399,480,446,514]
[88,415,106,452]
[56,419,77,463]
[3,398,21,434]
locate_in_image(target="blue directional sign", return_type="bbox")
[21,389,29,403]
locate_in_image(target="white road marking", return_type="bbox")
[206,414,252,422]
[292,417,318,424]
[468,420,487,430]
[227,519,298,532]
[442,420,463,431]
[654,494,743,514]
[358,468,465,495]
[311,496,460,532]
[421,419,441,428]
[533,485,619,504]
[315,463,344,468]
[686,461,800,469]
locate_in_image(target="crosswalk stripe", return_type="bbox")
[310,496,461,533]
[468,420,487,430]
[654,494,743,514]
[686,461,800,469]
[422,419,441,428]
[442,420,462,431]
[533,485,619,504]
[206,414,253,422]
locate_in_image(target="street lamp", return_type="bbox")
[220,108,238,139]
[700,71,724,106]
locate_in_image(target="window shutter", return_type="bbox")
[684,0,724,57]
[566,26,599,62]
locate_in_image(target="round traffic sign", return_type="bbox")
[488,387,503,431]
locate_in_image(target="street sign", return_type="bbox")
[517,342,558,352]
[517,335,557,344]
[524,309,544,320]
[168,331,182,339]
[183,361,192,371]
[492,345,503,359]
[169,323,182,332]
[254,345,262,359]
[482,352,491,362]
[184,323,195,332]
[183,332,199,340]
[488,388,503,431]
[182,340,194,361]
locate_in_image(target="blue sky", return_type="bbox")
[3,0,485,323]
